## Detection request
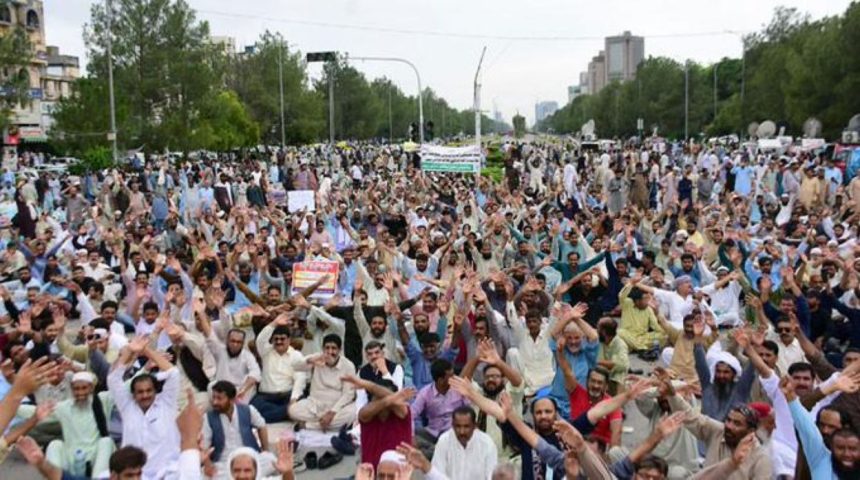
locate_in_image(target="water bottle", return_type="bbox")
[72,449,87,477]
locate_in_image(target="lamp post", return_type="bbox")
[105,0,117,161]
[347,55,424,144]
[277,35,285,148]
[474,47,486,153]
[306,52,337,145]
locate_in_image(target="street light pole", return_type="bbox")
[684,60,689,141]
[328,72,334,145]
[277,36,286,148]
[347,56,423,144]
[388,84,392,143]
[474,47,486,153]
[713,62,718,120]
[105,0,117,161]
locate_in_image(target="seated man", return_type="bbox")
[617,282,666,356]
[46,372,115,477]
[202,381,274,480]
[411,359,468,460]
[289,334,357,432]
[198,309,260,402]
[250,315,307,423]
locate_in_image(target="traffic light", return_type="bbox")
[424,120,434,141]
[409,122,419,142]
[306,51,337,63]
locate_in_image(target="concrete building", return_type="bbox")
[0,1,80,145]
[604,31,644,83]
[1,0,48,144]
[587,50,606,95]
[568,85,583,104]
[210,35,237,56]
[535,101,559,124]
[41,45,80,133]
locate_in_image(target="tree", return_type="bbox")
[56,0,224,153]
[513,114,526,138]
[189,90,260,151]
[315,58,384,140]
[0,24,33,132]
[228,31,323,145]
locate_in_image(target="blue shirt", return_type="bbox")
[548,338,599,418]
[405,339,457,390]
[732,165,754,196]
[789,398,837,479]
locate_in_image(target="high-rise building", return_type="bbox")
[535,101,559,124]
[604,31,644,83]
[568,85,584,103]
[587,51,606,95]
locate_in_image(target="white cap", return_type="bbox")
[71,371,96,385]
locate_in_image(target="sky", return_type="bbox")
[45,0,853,127]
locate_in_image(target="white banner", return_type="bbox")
[287,190,316,212]
[420,144,482,173]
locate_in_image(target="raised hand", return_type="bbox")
[477,338,501,365]
[731,328,750,350]
[448,375,475,399]
[656,411,685,438]
[779,376,797,402]
[127,335,149,355]
[11,358,57,396]
[273,438,295,474]
[553,419,585,452]
[395,441,432,474]
[731,433,756,467]
[833,372,860,395]
[15,436,45,466]
[355,463,375,480]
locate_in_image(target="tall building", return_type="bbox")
[1,0,47,144]
[604,31,644,83]
[587,51,606,95]
[210,35,237,56]
[41,45,80,134]
[535,101,559,124]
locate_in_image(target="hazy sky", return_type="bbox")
[46,0,852,126]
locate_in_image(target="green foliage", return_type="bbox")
[0,25,34,131]
[55,0,230,153]
[541,3,860,140]
[190,90,260,151]
[512,114,526,138]
[228,31,322,145]
[69,146,115,175]
[481,165,504,183]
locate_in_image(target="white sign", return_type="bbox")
[287,190,316,213]
[420,144,482,173]
[801,138,826,151]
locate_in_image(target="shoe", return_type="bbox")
[318,451,344,470]
[331,433,356,455]
[304,452,318,469]
[292,460,307,473]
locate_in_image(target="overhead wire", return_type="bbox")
[195,8,745,43]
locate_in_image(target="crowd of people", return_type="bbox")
[1,137,860,480]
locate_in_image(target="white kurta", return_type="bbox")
[431,429,498,480]
[108,367,181,480]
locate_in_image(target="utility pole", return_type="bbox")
[106,0,117,161]
[713,62,718,120]
[388,83,392,143]
[684,60,689,141]
[474,47,487,154]
[277,35,286,148]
